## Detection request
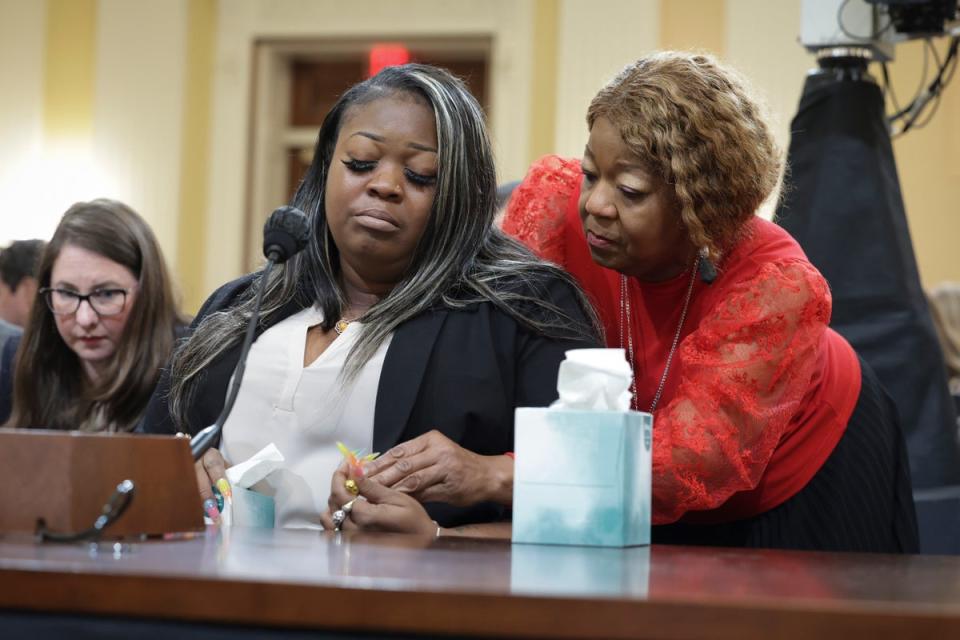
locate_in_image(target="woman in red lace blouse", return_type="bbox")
[503,52,918,551]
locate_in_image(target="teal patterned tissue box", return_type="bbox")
[512,408,652,547]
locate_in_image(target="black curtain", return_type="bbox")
[777,72,960,489]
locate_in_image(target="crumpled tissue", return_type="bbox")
[206,443,284,528]
[552,348,633,411]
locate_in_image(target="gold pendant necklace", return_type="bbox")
[334,318,351,335]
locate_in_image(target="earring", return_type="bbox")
[698,247,717,284]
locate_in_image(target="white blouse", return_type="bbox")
[220,305,391,529]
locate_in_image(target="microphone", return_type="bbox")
[190,206,310,460]
[262,205,312,263]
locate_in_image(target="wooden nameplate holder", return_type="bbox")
[0,430,204,537]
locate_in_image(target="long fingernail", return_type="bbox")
[203,498,220,521]
[216,478,232,500]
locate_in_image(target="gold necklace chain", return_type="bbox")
[620,255,700,413]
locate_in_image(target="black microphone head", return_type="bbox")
[263,205,310,263]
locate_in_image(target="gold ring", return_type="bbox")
[344,479,359,495]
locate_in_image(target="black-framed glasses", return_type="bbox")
[40,287,130,316]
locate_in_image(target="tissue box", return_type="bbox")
[512,408,652,547]
[230,487,275,528]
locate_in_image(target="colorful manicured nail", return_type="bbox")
[203,498,220,521]
[215,478,232,500]
[336,442,378,478]
[212,486,225,512]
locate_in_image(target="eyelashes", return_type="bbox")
[619,187,646,201]
[581,166,646,201]
[341,158,437,188]
[404,169,437,187]
[343,158,375,173]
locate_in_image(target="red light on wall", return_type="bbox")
[368,44,411,77]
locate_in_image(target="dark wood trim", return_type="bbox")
[2,530,959,639]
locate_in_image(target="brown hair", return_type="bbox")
[8,199,184,432]
[587,51,781,260]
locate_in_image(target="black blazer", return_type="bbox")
[140,273,598,526]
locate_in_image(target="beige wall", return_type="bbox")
[94,0,188,263]
[0,0,64,242]
[552,0,660,160]
[0,0,191,300]
[0,0,956,314]
[725,0,811,154]
[888,39,960,287]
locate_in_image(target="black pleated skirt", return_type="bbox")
[652,357,920,553]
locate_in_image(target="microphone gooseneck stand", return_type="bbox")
[190,205,310,461]
[188,254,279,461]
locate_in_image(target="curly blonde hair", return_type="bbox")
[587,51,781,261]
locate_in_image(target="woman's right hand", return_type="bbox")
[195,448,228,523]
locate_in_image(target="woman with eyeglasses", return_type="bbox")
[0,199,184,431]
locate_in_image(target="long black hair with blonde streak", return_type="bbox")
[168,64,598,432]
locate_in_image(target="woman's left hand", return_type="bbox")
[363,430,513,507]
[321,467,437,536]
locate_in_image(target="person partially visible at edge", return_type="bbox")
[0,239,45,370]
[0,200,185,431]
[0,238,45,329]
[0,317,18,361]
[0,316,18,387]
[139,64,599,534]
[376,52,918,552]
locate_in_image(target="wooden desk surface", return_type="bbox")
[1,527,959,639]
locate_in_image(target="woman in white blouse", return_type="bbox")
[141,64,598,534]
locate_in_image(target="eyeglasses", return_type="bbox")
[40,287,131,316]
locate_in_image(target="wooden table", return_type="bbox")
[1,527,959,639]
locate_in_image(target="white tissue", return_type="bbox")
[550,348,633,412]
[225,442,285,489]
[208,443,285,527]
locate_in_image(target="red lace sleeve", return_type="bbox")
[501,155,582,266]
[652,260,832,524]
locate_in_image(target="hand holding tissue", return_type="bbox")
[512,349,652,547]
[210,443,284,528]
